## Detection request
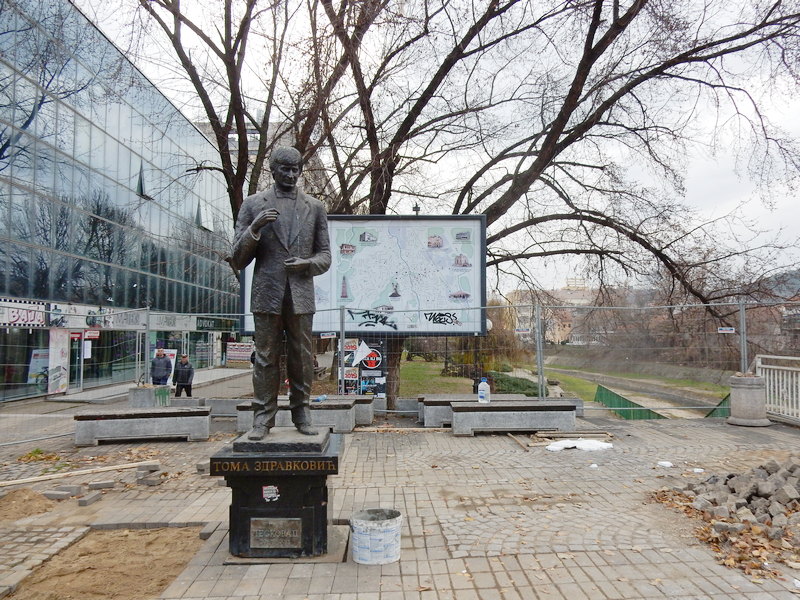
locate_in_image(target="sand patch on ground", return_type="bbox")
[8,527,203,600]
[0,489,54,521]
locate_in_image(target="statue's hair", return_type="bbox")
[269,146,303,171]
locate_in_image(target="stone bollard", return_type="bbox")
[727,375,770,427]
[128,386,171,408]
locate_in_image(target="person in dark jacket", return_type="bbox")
[150,349,172,385]
[173,354,194,397]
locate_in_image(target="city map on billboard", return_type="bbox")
[241,215,487,336]
[314,215,486,336]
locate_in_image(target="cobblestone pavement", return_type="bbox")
[1,386,800,598]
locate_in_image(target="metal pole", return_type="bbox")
[338,306,345,394]
[535,303,545,398]
[739,298,748,373]
[145,307,151,384]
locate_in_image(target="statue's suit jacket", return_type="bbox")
[231,186,331,314]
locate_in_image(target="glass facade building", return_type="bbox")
[0,0,239,401]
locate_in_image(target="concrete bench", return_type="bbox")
[74,407,211,446]
[314,366,328,380]
[237,397,357,433]
[316,395,374,425]
[450,400,576,437]
[419,394,528,427]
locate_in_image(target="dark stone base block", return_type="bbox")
[211,427,341,558]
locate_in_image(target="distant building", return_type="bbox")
[359,231,377,243]
[455,231,471,241]
[340,243,356,255]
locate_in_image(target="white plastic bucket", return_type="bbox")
[350,508,402,565]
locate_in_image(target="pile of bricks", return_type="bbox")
[677,455,800,544]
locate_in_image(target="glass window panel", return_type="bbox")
[90,123,105,174]
[0,5,18,61]
[0,62,16,126]
[0,179,7,237]
[103,137,119,182]
[146,275,158,308]
[8,244,31,297]
[8,128,34,185]
[125,270,138,306]
[105,103,120,141]
[33,138,55,193]
[9,188,32,242]
[31,247,50,299]
[71,161,89,205]
[89,88,106,129]
[118,145,132,190]
[56,104,75,155]
[31,194,54,247]
[53,151,73,200]
[50,251,69,301]
[13,75,39,132]
[0,246,7,297]
[73,113,90,165]
[83,260,101,304]
[34,94,57,143]
[51,201,71,252]
[113,268,127,306]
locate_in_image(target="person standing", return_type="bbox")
[150,348,172,385]
[230,146,331,439]
[173,354,194,397]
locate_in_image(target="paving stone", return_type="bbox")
[78,491,103,506]
[87,480,115,490]
[42,490,72,500]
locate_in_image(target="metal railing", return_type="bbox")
[755,355,800,424]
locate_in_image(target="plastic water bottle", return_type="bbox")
[314,394,327,403]
[477,377,491,403]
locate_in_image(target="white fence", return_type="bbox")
[755,355,800,425]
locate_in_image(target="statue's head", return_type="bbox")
[269,147,303,192]
[269,146,303,172]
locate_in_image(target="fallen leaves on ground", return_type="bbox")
[651,488,799,579]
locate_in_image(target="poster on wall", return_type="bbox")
[27,349,49,386]
[48,329,69,394]
[336,338,388,397]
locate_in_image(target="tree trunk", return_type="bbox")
[385,336,406,411]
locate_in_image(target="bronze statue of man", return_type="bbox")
[231,147,331,439]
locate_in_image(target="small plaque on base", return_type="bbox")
[250,517,302,549]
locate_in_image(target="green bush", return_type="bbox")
[488,371,547,397]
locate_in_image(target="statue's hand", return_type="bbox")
[250,208,280,234]
[284,257,311,272]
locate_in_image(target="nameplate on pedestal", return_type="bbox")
[210,457,338,475]
[250,518,302,549]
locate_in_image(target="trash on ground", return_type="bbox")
[657,461,674,468]
[545,439,613,452]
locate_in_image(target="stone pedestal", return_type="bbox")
[727,375,771,427]
[210,428,340,558]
